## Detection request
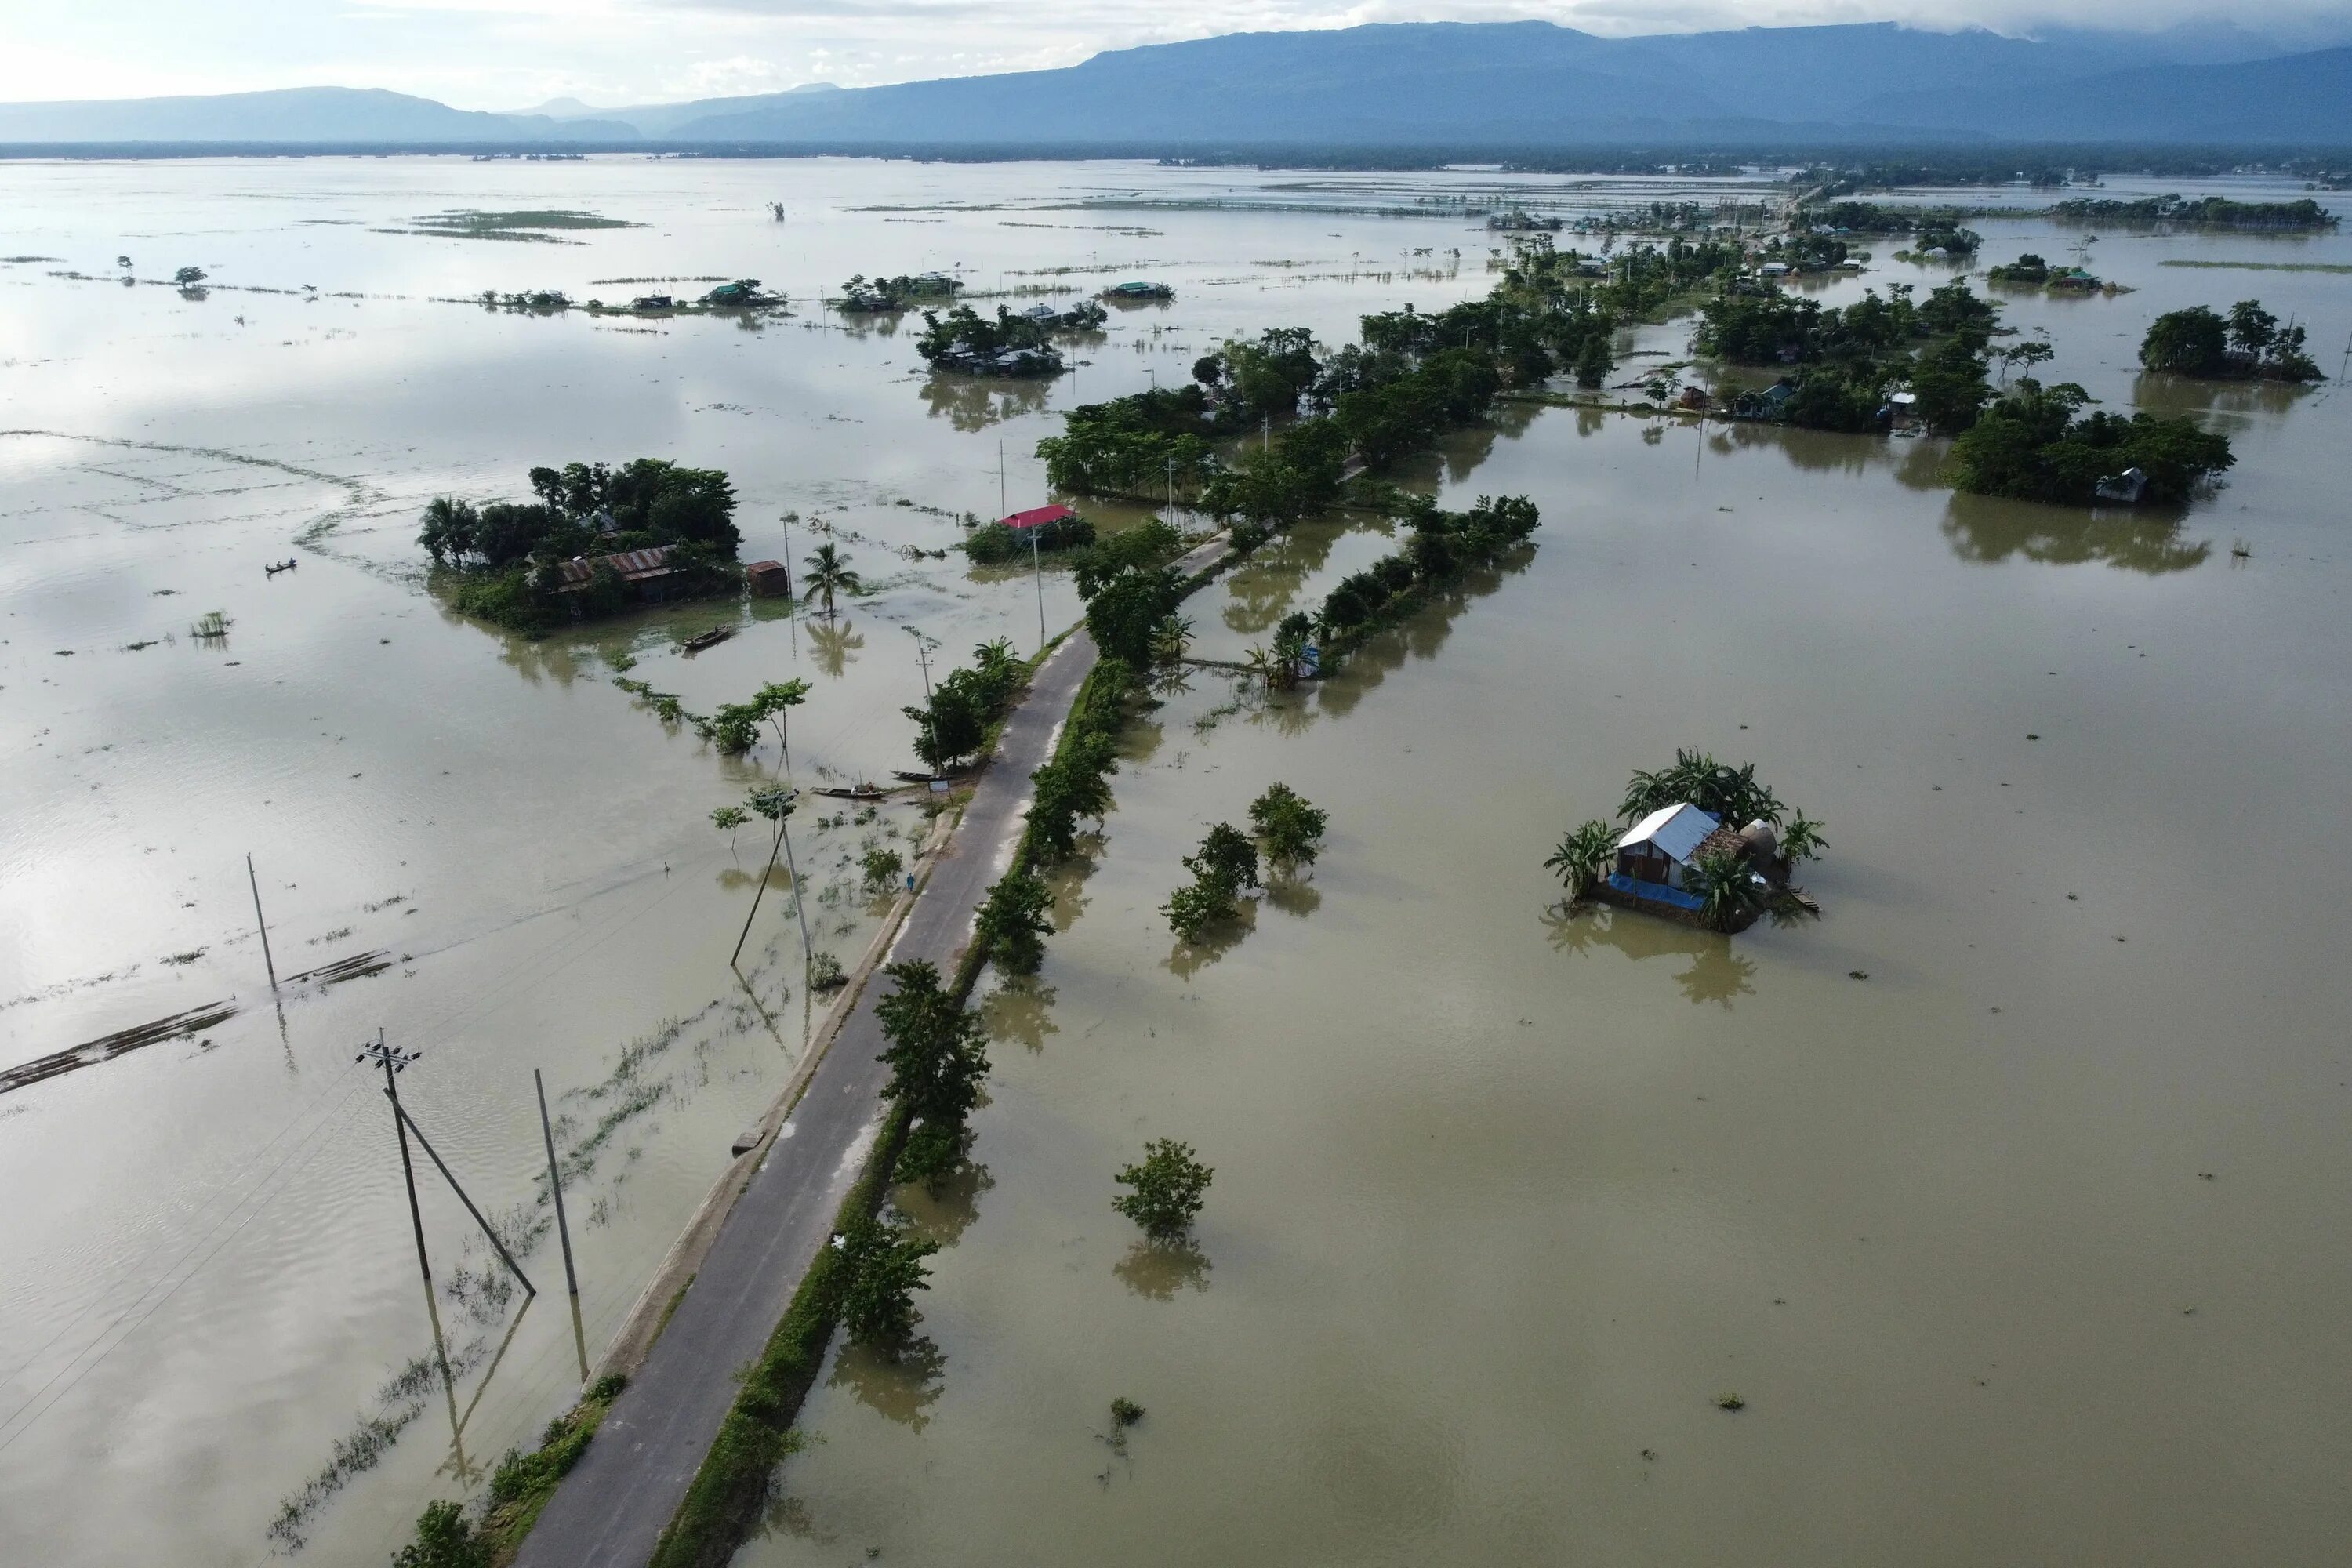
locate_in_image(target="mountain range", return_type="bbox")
[3,22,2349,149]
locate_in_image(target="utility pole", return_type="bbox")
[247,854,278,991]
[1030,521,1046,653]
[905,624,936,706]
[534,1069,578,1301]
[998,440,1006,521]
[362,1031,430,1285]
[360,1032,535,1296]
[776,801,815,968]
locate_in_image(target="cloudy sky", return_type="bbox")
[5,0,2347,109]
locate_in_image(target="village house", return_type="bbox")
[554,545,686,602]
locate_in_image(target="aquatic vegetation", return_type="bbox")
[809,952,847,990]
[1544,819,1617,899]
[190,609,230,638]
[1715,1392,1747,1411]
[1112,1138,1213,1240]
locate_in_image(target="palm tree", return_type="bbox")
[1543,819,1618,900]
[1241,644,1278,693]
[800,543,862,619]
[1149,612,1196,666]
[1780,811,1828,863]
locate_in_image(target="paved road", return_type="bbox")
[516,630,1104,1568]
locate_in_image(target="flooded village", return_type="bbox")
[3,147,2351,1568]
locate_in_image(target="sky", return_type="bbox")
[5,0,2350,110]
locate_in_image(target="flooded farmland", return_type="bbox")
[2,158,2349,1567]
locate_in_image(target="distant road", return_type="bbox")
[519,535,1225,1568]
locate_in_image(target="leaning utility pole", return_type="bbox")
[247,854,278,991]
[534,1069,579,1301]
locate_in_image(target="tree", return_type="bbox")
[874,960,989,1184]
[975,868,1053,974]
[800,543,861,618]
[1249,783,1328,870]
[861,847,904,893]
[174,266,206,286]
[1908,336,1991,434]
[837,1210,938,1347]
[393,1502,490,1568]
[1112,1139,1214,1240]
[1084,566,1184,667]
[2140,307,2229,376]
[1544,818,1617,898]
[711,804,750,851]
[1997,339,2053,383]
[417,497,479,565]
[1160,879,1236,944]
[1187,822,1260,893]
[905,677,985,772]
[2226,299,2279,358]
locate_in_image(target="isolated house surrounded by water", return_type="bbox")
[1608,803,1738,909]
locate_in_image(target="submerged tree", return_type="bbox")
[800,543,862,619]
[975,867,1054,975]
[1249,783,1328,870]
[875,960,990,1185]
[1112,1138,1214,1240]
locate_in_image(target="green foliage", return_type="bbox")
[1086,565,1185,667]
[1314,494,1541,648]
[860,847,904,893]
[905,638,1025,771]
[1072,521,1184,599]
[711,804,750,840]
[1907,335,1993,434]
[2142,300,2320,381]
[1036,387,1218,497]
[1110,1396,1145,1427]
[914,303,1063,374]
[1780,811,1829,863]
[799,543,861,616]
[393,1502,490,1568]
[1950,379,2235,506]
[1025,659,1131,863]
[1112,1138,1214,1240]
[836,1210,939,1347]
[691,677,807,757]
[873,960,989,1185]
[975,867,1053,975]
[1160,878,1237,944]
[960,512,1095,564]
[1620,750,1785,828]
[1685,849,1769,931]
[1186,822,1260,893]
[2049,194,2337,230]
[1250,782,1328,870]
[1544,818,1617,898]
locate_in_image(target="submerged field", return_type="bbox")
[0,158,2347,1567]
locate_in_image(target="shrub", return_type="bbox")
[1160,879,1236,944]
[1249,784,1328,870]
[393,1501,490,1568]
[1185,822,1260,893]
[1113,1138,1214,1239]
[860,847,904,894]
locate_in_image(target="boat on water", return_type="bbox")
[679,626,735,653]
[811,783,889,801]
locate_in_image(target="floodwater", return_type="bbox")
[0,159,2345,1567]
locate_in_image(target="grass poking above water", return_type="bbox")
[2158,259,2352,274]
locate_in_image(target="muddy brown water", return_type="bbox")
[1,162,2347,1566]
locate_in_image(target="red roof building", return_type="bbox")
[999,504,1076,530]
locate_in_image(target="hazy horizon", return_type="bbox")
[6,4,2352,114]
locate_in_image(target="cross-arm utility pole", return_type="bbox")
[361,1032,430,1284]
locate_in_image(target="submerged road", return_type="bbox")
[518,536,1223,1568]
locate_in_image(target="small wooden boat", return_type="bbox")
[264,558,298,577]
[891,770,942,784]
[811,783,889,801]
[679,626,735,653]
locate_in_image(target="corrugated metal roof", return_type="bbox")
[555,546,677,586]
[1000,505,1075,529]
[1618,803,1720,862]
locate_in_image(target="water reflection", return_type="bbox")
[826,1334,946,1432]
[1542,903,1759,1010]
[1262,873,1323,920]
[982,977,1061,1054]
[803,616,863,677]
[1112,1236,1211,1300]
[1313,550,1530,720]
[2130,371,2312,419]
[1941,492,2211,573]
[917,373,1053,431]
[1221,518,1344,635]
[897,1159,995,1246]
[1165,898,1254,981]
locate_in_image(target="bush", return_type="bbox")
[1250,783,1329,870]
[394,1502,491,1568]
[860,848,904,894]
[1160,879,1236,944]
[1112,1138,1214,1239]
[1185,822,1260,893]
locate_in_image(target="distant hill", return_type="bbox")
[0,85,636,143]
[2,24,2347,148]
[654,22,2352,145]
